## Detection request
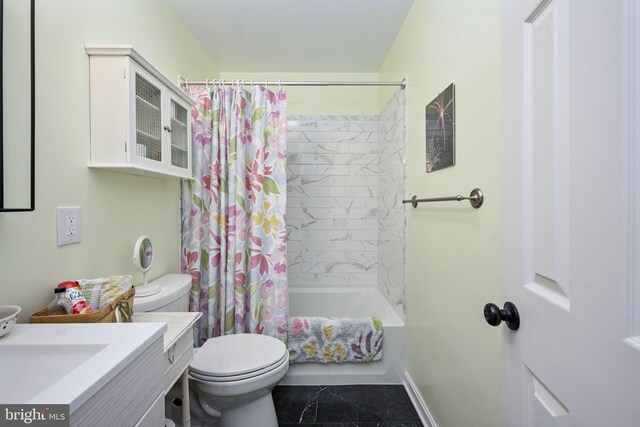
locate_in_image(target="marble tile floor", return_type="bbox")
[273,385,423,427]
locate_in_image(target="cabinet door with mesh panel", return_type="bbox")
[131,64,164,166]
[169,98,190,171]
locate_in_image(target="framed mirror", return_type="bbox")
[0,0,35,212]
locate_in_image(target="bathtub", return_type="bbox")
[281,287,406,385]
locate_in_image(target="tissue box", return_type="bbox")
[29,287,135,323]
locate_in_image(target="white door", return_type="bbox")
[501,0,640,426]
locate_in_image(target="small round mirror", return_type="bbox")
[133,235,154,286]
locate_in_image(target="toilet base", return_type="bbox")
[167,393,279,427]
[219,391,278,427]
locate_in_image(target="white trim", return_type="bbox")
[627,0,640,337]
[403,370,437,427]
[85,44,195,106]
[88,164,193,180]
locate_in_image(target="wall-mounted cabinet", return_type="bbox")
[86,45,194,179]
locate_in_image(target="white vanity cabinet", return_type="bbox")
[0,323,168,427]
[71,336,166,427]
[86,45,194,179]
[134,312,202,427]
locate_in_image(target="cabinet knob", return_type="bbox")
[164,126,173,133]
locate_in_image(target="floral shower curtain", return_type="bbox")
[181,84,288,345]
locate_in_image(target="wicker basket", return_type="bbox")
[30,287,135,324]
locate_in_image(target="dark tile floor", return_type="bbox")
[273,385,423,427]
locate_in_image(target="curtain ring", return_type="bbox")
[250,79,254,87]
[205,79,210,91]
[278,80,282,90]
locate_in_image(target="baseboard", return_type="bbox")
[403,370,438,427]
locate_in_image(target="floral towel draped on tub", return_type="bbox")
[181,84,288,345]
[286,317,383,363]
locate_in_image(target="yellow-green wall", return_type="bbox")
[219,72,380,116]
[379,1,502,426]
[0,0,218,321]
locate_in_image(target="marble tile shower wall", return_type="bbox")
[378,89,408,315]
[285,106,407,315]
[286,116,380,288]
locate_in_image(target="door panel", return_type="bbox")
[523,0,571,310]
[502,0,640,425]
[524,368,569,427]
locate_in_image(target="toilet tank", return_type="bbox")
[134,274,192,313]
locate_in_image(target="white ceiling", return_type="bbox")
[168,0,414,73]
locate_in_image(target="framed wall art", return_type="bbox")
[425,83,455,173]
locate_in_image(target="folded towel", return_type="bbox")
[77,280,102,312]
[78,275,132,311]
[287,316,382,364]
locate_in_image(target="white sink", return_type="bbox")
[0,323,166,411]
[0,344,108,402]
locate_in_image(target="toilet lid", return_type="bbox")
[190,334,288,378]
[189,352,288,382]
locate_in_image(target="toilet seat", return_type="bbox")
[189,334,288,382]
[190,353,288,382]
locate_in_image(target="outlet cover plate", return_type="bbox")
[57,207,81,246]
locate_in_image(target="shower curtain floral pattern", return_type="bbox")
[181,84,288,345]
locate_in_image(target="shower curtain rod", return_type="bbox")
[179,77,406,89]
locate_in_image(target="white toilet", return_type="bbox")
[134,274,289,427]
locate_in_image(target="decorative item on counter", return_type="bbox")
[29,287,135,324]
[0,305,21,338]
[47,287,73,315]
[58,281,93,314]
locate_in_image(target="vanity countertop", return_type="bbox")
[133,312,201,350]
[0,322,166,411]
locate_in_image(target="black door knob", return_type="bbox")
[484,301,520,331]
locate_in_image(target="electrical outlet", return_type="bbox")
[57,207,81,246]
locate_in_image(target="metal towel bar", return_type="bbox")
[402,188,484,209]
